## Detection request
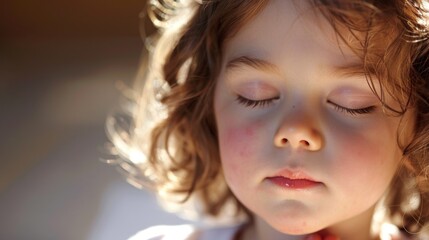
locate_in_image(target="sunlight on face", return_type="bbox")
[214,0,414,238]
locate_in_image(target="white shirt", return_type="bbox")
[128,224,242,240]
[129,222,414,240]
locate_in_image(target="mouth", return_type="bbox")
[267,169,322,190]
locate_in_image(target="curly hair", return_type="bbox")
[107,0,429,236]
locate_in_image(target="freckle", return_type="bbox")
[239,149,246,158]
[245,127,254,137]
[229,161,240,174]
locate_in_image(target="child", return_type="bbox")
[107,0,429,239]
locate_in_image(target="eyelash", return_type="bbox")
[328,100,375,116]
[236,95,279,108]
[236,96,375,115]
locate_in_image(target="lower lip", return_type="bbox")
[268,176,321,189]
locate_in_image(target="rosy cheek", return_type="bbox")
[331,127,395,186]
[219,123,262,177]
[223,125,256,157]
[334,142,371,175]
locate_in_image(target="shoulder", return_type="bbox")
[128,224,242,240]
[128,225,196,240]
[380,223,414,240]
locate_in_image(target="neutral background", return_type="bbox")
[0,1,190,239]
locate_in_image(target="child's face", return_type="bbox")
[214,0,414,237]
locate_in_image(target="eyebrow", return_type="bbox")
[225,56,282,75]
[225,55,367,78]
[332,62,367,78]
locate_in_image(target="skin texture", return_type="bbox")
[214,0,414,239]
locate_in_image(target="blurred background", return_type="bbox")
[0,0,189,239]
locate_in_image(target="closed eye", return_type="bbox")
[328,100,375,116]
[236,95,280,108]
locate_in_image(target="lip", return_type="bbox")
[267,169,322,190]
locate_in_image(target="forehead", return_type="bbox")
[222,0,362,73]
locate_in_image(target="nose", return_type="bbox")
[274,118,323,151]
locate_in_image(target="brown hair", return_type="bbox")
[108,0,429,236]
[145,0,270,217]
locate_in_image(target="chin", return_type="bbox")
[266,218,323,236]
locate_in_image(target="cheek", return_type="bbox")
[329,123,400,191]
[229,127,254,157]
[219,126,255,169]
[217,121,266,181]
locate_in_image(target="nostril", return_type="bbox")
[274,128,322,150]
[300,140,310,147]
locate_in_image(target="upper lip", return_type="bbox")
[269,168,319,182]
